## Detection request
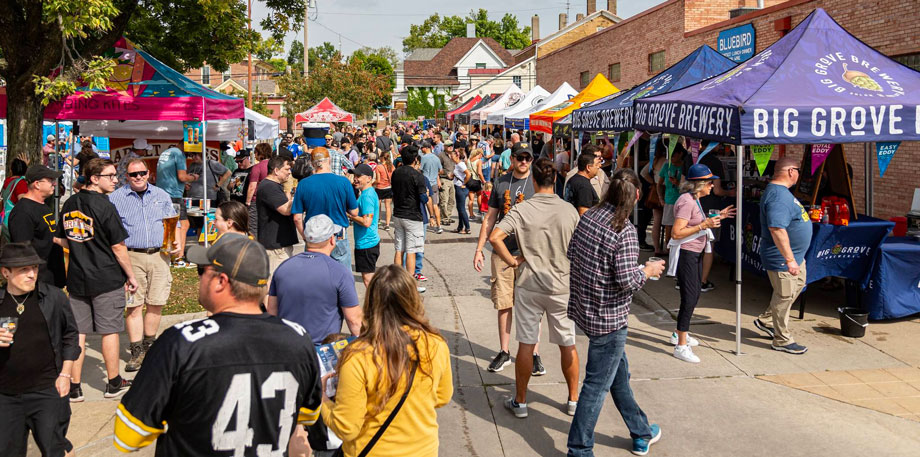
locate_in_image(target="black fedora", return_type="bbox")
[0,242,45,268]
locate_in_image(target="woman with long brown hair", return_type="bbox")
[321,265,453,457]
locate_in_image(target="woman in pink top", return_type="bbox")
[669,164,735,363]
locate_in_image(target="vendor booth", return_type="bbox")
[293,97,355,125]
[487,86,549,126]
[506,82,577,130]
[530,74,618,134]
[634,8,920,351]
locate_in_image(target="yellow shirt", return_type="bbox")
[322,330,453,457]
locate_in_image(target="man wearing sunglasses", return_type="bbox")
[109,159,181,372]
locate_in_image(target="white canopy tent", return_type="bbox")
[80,108,279,141]
[486,85,549,126]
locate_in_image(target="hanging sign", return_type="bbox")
[689,139,701,163]
[183,121,203,153]
[876,141,900,177]
[648,133,660,172]
[810,143,833,174]
[717,23,756,63]
[751,144,774,176]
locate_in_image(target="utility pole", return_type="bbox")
[247,0,253,109]
[303,0,310,78]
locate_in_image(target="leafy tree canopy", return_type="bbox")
[402,9,531,53]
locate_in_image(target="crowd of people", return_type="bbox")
[0,121,814,457]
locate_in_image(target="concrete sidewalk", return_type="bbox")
[43,220,920,456]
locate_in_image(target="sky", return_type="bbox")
[251,0,668,58]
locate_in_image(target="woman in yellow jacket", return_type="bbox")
[322,264,453,457]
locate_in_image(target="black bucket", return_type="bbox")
[838,307,868,338]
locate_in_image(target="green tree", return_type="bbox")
[402,9,531,53]
[0,0,303,167]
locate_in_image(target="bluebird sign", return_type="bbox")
[718,24,756,63]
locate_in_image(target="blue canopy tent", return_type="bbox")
[633,8,920,355]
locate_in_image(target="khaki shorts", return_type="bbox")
[490,252,519,310]
[128,251,173,307]
[514,286,576,346]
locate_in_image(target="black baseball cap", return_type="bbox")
[348,163,374,178]
[187,237,270,287]
[24,164,63,183]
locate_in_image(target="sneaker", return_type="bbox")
[753,319,775,339]
[504,397,528,418]
[414,273,428,282]
[104,376,132,399]
[673,345,700,363]
[436,227,444,234]
[700,281,715,292]
[125,342,145,372]
[565,400,578,416]
[632,424,661,456]
[669,332,699,347]
[772,342,808,354]
[487,350,512,372]
[416,286,426,293]
[69,385,84,403]
[531,354,546,376]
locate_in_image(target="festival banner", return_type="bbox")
[648,133,660,172]
[696,141,719,164]
[183,121,203,153]
[751,144,774,176]
[876,141,900,177]
[689,139,701,163]
[810,143,833,174]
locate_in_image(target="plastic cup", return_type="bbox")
[647,257,664,280]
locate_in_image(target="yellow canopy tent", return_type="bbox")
[529,74,618,134]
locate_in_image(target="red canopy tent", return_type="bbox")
[293,97,355,124]
[445,95,481,121]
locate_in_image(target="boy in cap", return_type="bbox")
[348,165,380,287]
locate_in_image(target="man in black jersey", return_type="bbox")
[114,237,323,456]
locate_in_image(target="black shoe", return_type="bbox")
[69,385,84,403]
[487,350,512,372]
[104,376,132,399]
[753,319,775,339]
[700,281,715,293]
[532,354,546,376]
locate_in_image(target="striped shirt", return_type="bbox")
[567,202,648,336]
[109,184,177,249]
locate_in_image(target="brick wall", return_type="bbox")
[537,0,920,219]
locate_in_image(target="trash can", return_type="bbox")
[838,307,868,338]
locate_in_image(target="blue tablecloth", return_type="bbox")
[715,200,894,284]
[862,237,920,320]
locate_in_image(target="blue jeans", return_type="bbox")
[331,236,351,271]
[455,185,470,231]
[402,223,426,275]
[567,327,652,457]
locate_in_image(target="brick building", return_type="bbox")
[537,0,920,219]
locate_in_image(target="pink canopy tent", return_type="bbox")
[293,97,355,124]
[0,38,244,121]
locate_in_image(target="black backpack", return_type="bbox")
[292,153,314,180]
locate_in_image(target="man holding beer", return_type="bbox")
[108,159,180,372]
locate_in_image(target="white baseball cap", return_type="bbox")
[133,138,153,150]
[304,215,344,243]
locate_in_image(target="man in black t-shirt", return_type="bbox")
[8,165,66,287]
[564,152,601,216]
[390,146,428,274]
[55,158,137,402]
[256,156,297,282]
[115,237,323,456]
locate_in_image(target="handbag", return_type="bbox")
[332,363,417,457]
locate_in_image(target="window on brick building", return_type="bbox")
[608,63,621,82]
[512,75,522,88]
[201,66,210,85]
[894,53,920,72]
[580,71,590,88]
[649,51,665,73]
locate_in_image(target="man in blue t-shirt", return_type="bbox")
[755,157,812,355]
[348,164,380,287]
[268,214,361,344]
[292,147,358,271]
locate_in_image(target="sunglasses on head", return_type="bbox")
[127,171,148,178]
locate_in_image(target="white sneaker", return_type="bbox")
[673,345,700,363]
[669,332,699,347]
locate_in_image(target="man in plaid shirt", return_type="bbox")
[566,168,666,457]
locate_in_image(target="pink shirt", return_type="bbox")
[673,192,707,253]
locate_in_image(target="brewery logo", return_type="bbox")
[703,50,772,90]
[62,210,95,242]
[813,53,904,98]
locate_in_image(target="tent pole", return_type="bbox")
[735,144,744,356]
[865,142,873,216]
[632,135,639,226]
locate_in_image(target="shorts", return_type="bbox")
[375,188,393,200]
[514,287,576,346]
[0,387,72,456]
[70,287,126,334]
[170,197,189,221]
[490,252,519,310]
[354,244,380,273]
[128,251,173,307]
[392,217,424,254]
[662,203,676,225]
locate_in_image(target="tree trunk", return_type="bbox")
[6,77,46,170]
